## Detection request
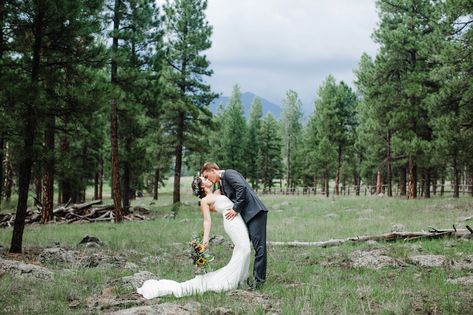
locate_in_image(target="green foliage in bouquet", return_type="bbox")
[189,233,214,274]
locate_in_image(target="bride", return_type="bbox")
[137,176,251,299]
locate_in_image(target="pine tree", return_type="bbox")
[163,0,217,204]
[313,76,356,195]
[220,85,248,175]
[281,90,303,191]
[246,97,263,188]
[258,114,283,191]
[373,0,440,199]
[427,0,473,198]
[8,0,106,252]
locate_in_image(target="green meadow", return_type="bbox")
[1,178,472,314]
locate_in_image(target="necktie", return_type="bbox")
[219,180,226,195]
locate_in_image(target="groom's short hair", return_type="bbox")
[201,162,220,173]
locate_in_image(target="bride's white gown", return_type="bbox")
[137,195,251,299]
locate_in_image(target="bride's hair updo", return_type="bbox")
[191,176,206,199]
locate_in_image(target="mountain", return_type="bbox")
[210,92,282,119]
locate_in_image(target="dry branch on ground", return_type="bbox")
[268,226,473,248]
[0,200,149,227]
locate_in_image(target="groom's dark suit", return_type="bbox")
[220,169,268,285]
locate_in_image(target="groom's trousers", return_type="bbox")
[247,210,267,284]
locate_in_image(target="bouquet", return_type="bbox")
[189,233,214,274]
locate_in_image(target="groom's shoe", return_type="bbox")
[247,279,264,291]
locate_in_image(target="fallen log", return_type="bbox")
[268,226,473,248]
[0,199,149,228]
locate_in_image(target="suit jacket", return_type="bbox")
[220,169,268,223]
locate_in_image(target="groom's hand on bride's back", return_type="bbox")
[225,209,238,220]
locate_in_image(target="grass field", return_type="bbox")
[1,177,473,314]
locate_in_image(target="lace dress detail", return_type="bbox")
[137,196,250,298]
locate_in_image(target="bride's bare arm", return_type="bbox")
[200,199,212,247]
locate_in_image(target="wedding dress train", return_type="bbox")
[137,195,251,298]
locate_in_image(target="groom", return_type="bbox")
[201,162,268,289]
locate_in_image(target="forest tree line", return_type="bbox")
[0,0,472,252]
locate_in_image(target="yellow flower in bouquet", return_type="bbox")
[189,233,214,274]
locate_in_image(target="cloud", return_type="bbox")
[204,0,379,114]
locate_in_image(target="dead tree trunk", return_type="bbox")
[268,227,473,247]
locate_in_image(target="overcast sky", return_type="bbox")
[204,0,380,114]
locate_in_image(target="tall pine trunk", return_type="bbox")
[59,131,71,204]
[110,0,123,222]
[407,158,417,199]
[154,168,159,200]
[440,175,445,196]
[468,167,473,196]
[387,129,392,197]
[0,136,3,206]
[335,145,342,195]
[41,116,55,222]
[286,142,292,193]
[0,1,4,207]
[94,156,103,200]
[4,142,12,201]
[313,175,317,195]
[324,176,329,197]
[376,169,382,194]
[173,112,185,204]
[34,176,42,205]
[94,169,99,200]
[353,171,360,196]
[10,1,44,253]
[424,168,431,199]
[123,160,131,212]
[453,159,460,198]
[122,134,132,213]
[399,163,407,196]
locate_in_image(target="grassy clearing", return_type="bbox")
[1,178,473,314]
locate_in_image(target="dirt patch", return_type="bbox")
[408,255,445,268]
[447,274,473,285]
[0,256,53,279]
[349,249,400,269]
[227,289,280,314]
[106,302,201,315]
